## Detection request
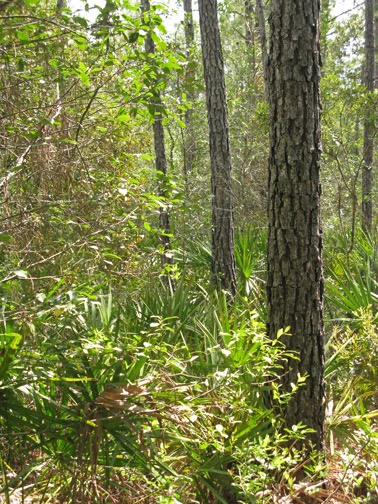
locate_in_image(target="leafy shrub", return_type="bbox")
[0,283,308,503]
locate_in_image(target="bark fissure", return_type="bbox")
[267,0,325,449]
[362,0,375,233]
[198,0,237,296]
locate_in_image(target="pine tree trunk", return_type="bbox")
[183,0,195,177]
[255,0,269,91]
[56,0,66,10]
[198,0,237,297]
[267,0,325,450]
[244,0,256,73]
[375,0,378,79]
[141,0,173,274]
[320,0,331,62]
[362,0,374,234]
[183,0,194,49]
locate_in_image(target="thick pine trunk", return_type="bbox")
[267,0,325,449]
[362,0,374,234]
[198,0,237,297]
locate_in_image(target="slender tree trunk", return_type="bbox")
[375,0,378,81]
[255,0,269,91]
[183,0,194,50]
[183,0,195,177]
[362,0,374,234]
[267,0,325,450]
[141,0,173,274]
[56,0,66,10]
[244,0,256,74]
[198,0,237,297]
[320,0,331,62]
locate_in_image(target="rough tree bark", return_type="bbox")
[198,0,237,297]
[362,0,375,234]
[141,0,173,274]
[267,0,325,449]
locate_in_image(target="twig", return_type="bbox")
[0,83,64,188]
[323,438,371,503]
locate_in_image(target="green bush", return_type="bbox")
[0,283,309,503]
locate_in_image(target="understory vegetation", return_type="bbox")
[1,228,377,503]
[0,0,377,502]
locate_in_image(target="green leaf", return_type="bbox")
[156,23,167,34]
[0,333,23,382]
[73,15,88,28]
[129,32,139,43]
[16,31,30,42]
[17,58,25,72]
[76,61,90,86]
[116,114,130,124]
[102,252,122,260]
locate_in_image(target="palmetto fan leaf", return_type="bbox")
[326,256,378,316]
